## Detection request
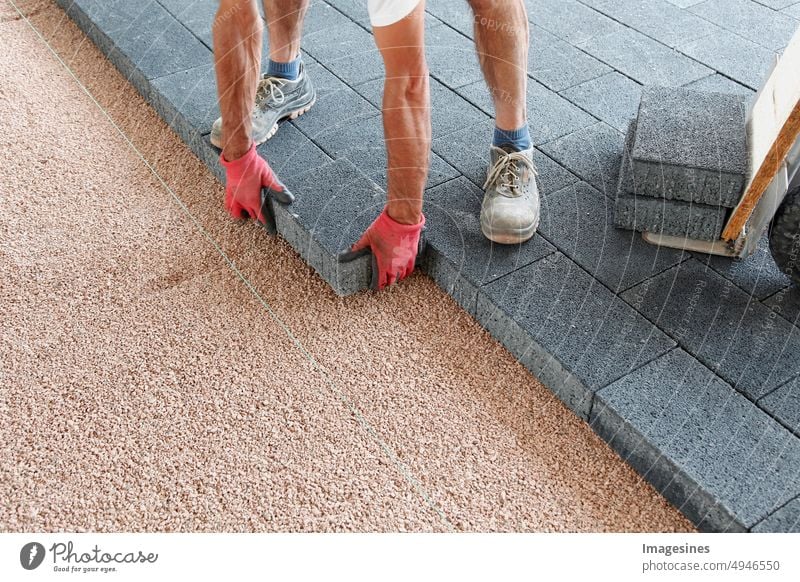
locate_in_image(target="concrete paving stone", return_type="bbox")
[592,348,800,531]
[157,0,216,48]
[354,76,489,140]
[578,22,713,87]
[276,159,387,295]
[680,27,777,90]
[614,194,727,241]
[540,122,624,197]
[696,234,791,300]
[431,120,578,194]
[760,376,800,438]
[65,0,211,81]
[631,87,748,208]
[290,61,379,137]
[753,497,800,532]
[421,178,556,314]
[525,0,620,46]
[784,3,800,18]
[754,0,800,9]
[621,259,800,400]
[664,0,705,7]
[425,23,484,89]
[581,0,718,48]
[308,114,459,190]
[539,181,688,292]
[689,0,799,51]
[684,73,756,96]
[456,79,597,146]
[477,252,676,418]
[560,72,642,133]
[426,0,475,37]
[302,19,384,85]
[764,286,800,326]
[528,24,611,92]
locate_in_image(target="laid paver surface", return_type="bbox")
[48,0,800,532]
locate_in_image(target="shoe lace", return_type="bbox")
[483,150,537,197]
[255,75,287,106]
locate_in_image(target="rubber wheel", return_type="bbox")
[770,184,800,286]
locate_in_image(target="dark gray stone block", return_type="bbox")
[696,234,791,300]
[540,122,624,196]
[527,0,620,46]
[757,0,800,9]
[421,177,555,314]
[277,159,386,295]
[528,24,611,92]
[540,181,688,292]
[426,0,474,37]
[764,286,800,326]
[302,19,384,85]
[425,23,484,89]
[578,23,713,87]
[680,27,776,90]
[760,376,800,438]
[477,252,676,418]
[688,0,798,51]
[631,87,748,208]
[614,194,728,241]
[581,0,718,48]
[560,72,642,133]
[621,259,800,400]
[684,74,756,97]
[592,348,800,531]
[431,120,578,194]
[456,79,597,146]
[354,76,489,139]
[308,114,459,190]
[753,497,800,532]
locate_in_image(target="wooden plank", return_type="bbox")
[722,26,800,242]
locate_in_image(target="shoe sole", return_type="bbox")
[209,97,316,149]
[480,218,539,245]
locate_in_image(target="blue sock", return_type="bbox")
[492,124,532,152]
[267,55,301,81]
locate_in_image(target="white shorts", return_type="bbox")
[367,0,422,27]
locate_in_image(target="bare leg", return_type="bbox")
[262,0,309,62]
[468,0,528,131]
[213,0,262,161]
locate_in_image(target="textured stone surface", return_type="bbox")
[689,0,799,51]
[622,260,800,400]
[614,195,728,241]
[760,376,800,438]
[456,79,597,146]
[753,497,800,533]
[631,87,748,207]
[425,23,484,89]
[593,348,800,531]
[540,122,624,196]
[302,18,384,85]
[764,287,800,326]
[561,71,642,133]
[684,73,756,96]
[422,178,555,314]
[425,0,474,37]
[528,24,610,91]
[540,181,688,292]
[528,0,620,46]
[431,120,578,194]
[478,253,675,418]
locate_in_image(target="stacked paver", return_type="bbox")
[615,87,749,241]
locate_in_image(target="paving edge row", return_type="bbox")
[54,0,800,533]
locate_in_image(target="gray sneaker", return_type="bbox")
[210,63,316,148]
[480,146,540,244]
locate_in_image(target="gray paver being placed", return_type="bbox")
[592,348,800,532]
[753,497,800,533]
[422,178,556,314]
[622,260,800,401]
[614,194,728,241]
[760,376,800,438]
[431,119,579,194]
[539,181,688,292]
[528,24,611,92]
[684,73,756,96]
[560,71,643,133]
[540,122,625,196]
[688,0,799,51]
[477,253,676,419]
[631,87,748,208]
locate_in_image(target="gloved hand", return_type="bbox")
[219,143,293,233]
[338,208,425,290]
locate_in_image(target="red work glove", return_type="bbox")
[219,143,293,233]
[339,208,425,290]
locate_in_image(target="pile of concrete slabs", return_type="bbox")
[615,86,749,242]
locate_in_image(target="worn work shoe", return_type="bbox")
[480,146,540,244]
[210,63,316,149]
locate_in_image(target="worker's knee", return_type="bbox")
[387,69,430,105]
